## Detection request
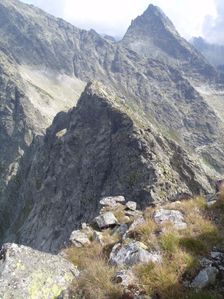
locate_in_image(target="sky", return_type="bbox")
[21,0,224,44]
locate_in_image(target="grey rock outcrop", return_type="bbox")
[109,241,162,266]
[0,243,78,299]
[154,209,187,230]
[191,266,219,289]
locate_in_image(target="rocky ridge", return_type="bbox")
[1,81,213,252]
[1,0,224,200]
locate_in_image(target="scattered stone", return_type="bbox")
[69,230,90,247]
[126,201,137,211]
[113,269,136,286]
[109,241,162,266]
[191,267,219,289]
[154,209,187,230]
[0,243,79,299]
[100,196,125,207]
[92,231,103,244]
[113,224,129,237]
[94,212,118,229]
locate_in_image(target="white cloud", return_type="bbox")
[22,0,218,40]
[202,0,224,44]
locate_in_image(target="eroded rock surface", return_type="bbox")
[0,243,78,299]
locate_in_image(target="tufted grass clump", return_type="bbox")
[135,248,197,299]
[159,230,180,253]
[73,258,122,299]
[65,242,122,299]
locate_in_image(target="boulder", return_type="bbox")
[191,267,219,289]
[94,212,118,229]
[126,201,137,211]
[0,243,79,299]
[154,209,187,230]
[69,230,90,247]
[100,196,125,207]
[109,241,162,266]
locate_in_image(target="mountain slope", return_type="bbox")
[1,0,224,252]
[1,0,224,183]
[2,82,213,252]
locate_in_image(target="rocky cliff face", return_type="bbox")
[0,0,224,253]
[2,82,213,252]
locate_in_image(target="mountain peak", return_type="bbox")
[144,4,167,17]
[121,3,211,70]
[123,4,178,46]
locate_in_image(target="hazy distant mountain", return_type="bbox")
[192,37,224,69]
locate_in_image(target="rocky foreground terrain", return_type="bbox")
[1,191,224,298]
[1,0,224,298]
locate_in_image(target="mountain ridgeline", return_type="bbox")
[0,0,224,252]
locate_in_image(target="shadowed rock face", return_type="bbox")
[2,82,212,252]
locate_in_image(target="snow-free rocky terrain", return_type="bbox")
[1,0,224,298]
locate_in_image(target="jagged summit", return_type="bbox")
[121,3,213,77]
[122,4,181,54]
[139,3,178,34]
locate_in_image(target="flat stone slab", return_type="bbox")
[94,212,118,229]
[0,243,79,299]
[154,208,187,230]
